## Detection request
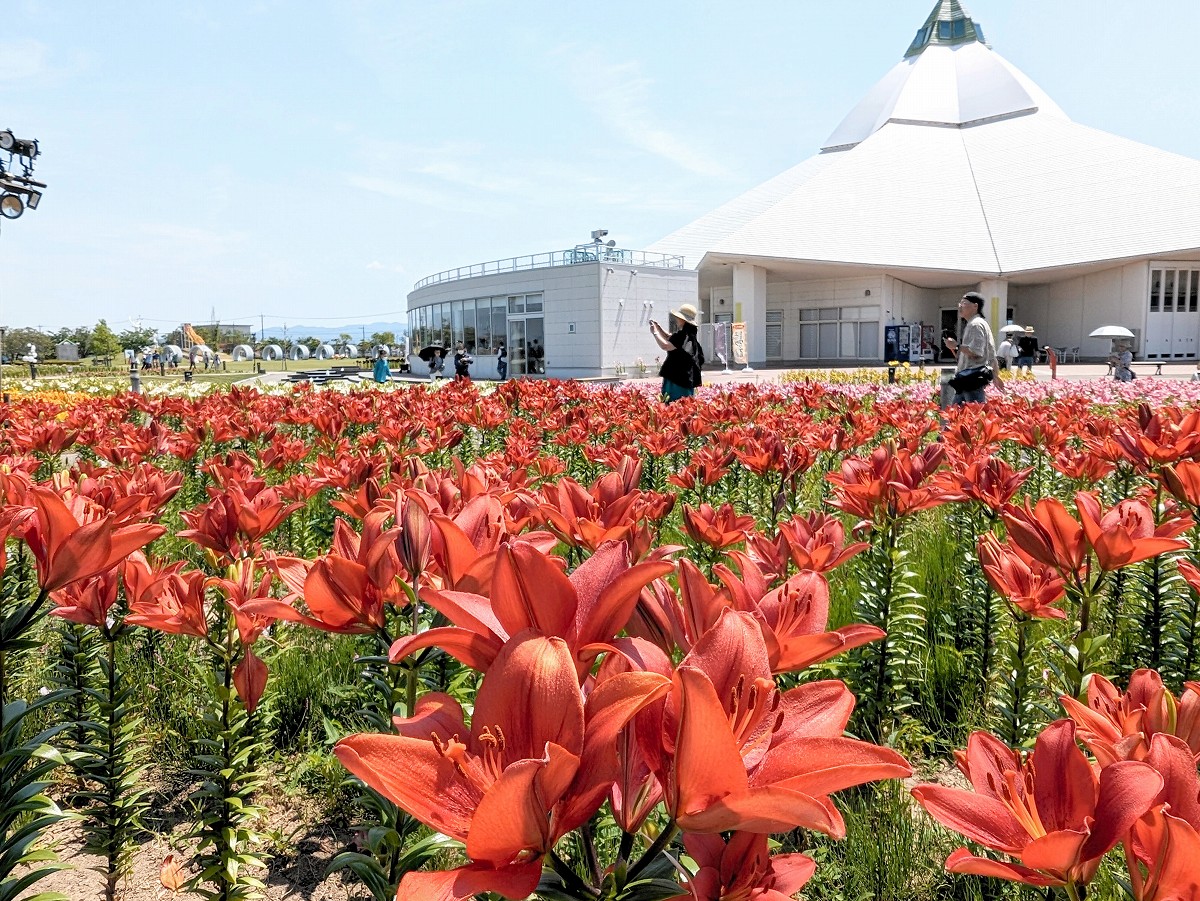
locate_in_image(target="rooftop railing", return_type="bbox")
[413,246,687,290]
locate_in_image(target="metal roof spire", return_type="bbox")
[904,0,987,58]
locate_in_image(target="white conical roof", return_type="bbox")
[648,1,1200,277]
[822,41,1067,151]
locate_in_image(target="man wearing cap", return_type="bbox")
[1016,326,1039,373]
[942,292,1003,405]
[650,303,705,403]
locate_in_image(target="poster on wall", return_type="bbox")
[731,322,748,365]
[713,321,729,363]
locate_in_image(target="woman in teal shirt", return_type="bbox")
[373,349,391,384]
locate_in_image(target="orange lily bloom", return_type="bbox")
[776,512,868,573]
[682,503,756,551]
[826,441,946,526]
[1126,734,1200,901]
[125,569,210,639]
[1060,669,1200,766]
[334,631,669,901]
[935,455,1031,511]
[390,540,672,676]
[1001,496,1089,578]
[912,720,1162,887]
[22,486,165,592]
[679,832,815,901]
[1075,492,1190,572]
[50,568,120,628]
[179,485,301,562]
[977,533,1068,620]
[649,609,910,835]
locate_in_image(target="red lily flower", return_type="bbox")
[977,533,1068,620]
[644,609,910,835]
[776,512,868,573]
[912,720,1162,887]
[935,455,1031,511]
[734,569,886,673]
[125,569,210,638]
[210,558,277,646]
[1126,734,1200,901]
[1075,492,1189,572]
[1060,669,1200,766]
[50,568,120,628]
[22,486,165,592]
[1001,496,1089,578]
[179,485,301,562]
[682,503,756,551]
[826,441,946,526]
[679,832,815,901]
[390,540,672,676]
[334,631,670,901]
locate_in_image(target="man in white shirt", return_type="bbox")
[942,292,1004,405]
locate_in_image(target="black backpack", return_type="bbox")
[684,336,705,387]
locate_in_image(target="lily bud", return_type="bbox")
[399,498,432,580]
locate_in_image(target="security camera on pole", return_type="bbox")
[0,128,45,398]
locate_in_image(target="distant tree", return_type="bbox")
[118,326,157,350]
[219,329,254,352]
[298,336,321,352]
[337,333,352,345]
[50,326,93,356]
[369,331,397,347]
[4,328,55,360]
[90,320,122,357]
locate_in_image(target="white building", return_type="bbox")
[649,0,1200,366]
[406,240,697,379]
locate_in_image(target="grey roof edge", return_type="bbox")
[821,107,1040,152]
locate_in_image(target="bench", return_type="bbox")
[1107,361,1163,377]
[91,356,113,367]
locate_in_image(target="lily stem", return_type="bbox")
[549,851,598,900]
[626,820,679,882]
[579,820,601,887]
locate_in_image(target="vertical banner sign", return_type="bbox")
[731,322,748,365]
[714,322,729,363]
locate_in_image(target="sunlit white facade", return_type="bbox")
[406,246,697,379]
[649,0,1200,365]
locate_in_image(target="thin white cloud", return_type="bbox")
[366,260,406,273]
[557,49,729,178]
[344,173,506,215]
[0,38,47,81]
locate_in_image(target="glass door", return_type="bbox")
[508,319,527,376]
[507,316,545,376]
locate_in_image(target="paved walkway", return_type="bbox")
[237,361,1200,389]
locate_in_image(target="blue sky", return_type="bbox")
[1,1,1198,333]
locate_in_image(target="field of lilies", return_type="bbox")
[4,376,1200,901]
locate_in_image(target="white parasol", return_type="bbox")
[1088,325,1135,338]
[999,324,1027,334]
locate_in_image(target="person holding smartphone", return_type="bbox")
[943,292,1004,405]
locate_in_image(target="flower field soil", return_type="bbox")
[3,377,1200,900]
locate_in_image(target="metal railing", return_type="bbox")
[413,246,687,290]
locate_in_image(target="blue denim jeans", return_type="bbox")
[951,387,987,405]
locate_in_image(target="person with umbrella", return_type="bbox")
[418,344,446,380]
[1112,339,1134,382]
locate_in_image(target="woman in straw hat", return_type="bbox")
[650,303,705,403]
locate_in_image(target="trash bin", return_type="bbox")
[256,363,264,375]
[938,368,956,409]
[183,370,193,383]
